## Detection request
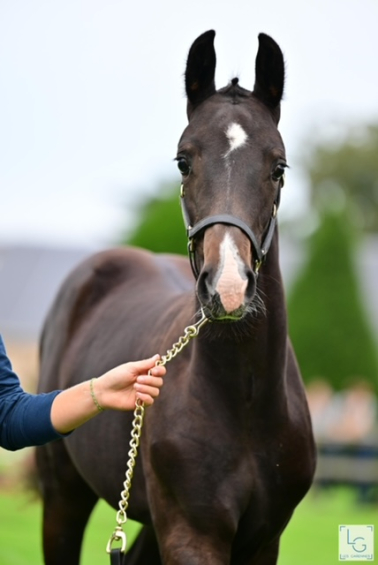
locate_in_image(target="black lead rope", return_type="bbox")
[110,549,123,565]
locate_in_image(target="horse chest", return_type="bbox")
[146,403,303,512]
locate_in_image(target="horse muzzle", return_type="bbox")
[195,227,257,321]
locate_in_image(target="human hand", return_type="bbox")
[94,355,166,410]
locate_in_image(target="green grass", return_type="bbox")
[0,486,376,564]
[0,489,141,565]
[280,487,377,564]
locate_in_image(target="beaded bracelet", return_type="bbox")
[90,378,105,413]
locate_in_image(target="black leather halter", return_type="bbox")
[180,180,283,279]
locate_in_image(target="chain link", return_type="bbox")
[106,309,209,554]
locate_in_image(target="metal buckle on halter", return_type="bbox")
[254,252,265,275]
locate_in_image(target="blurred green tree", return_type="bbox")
[306,124,378,232]
[122,180,187,255]
[287,208,378,392]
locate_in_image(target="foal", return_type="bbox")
[37,30,315,565]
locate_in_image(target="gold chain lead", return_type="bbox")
[106,309,209,554]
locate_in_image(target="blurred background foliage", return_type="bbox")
[122,180,187,255]
[305,124,378,232]
[123,123,378,393]
[288,123,378,393]
[287,208,378,393]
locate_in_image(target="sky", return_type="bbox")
[1,0,378,248]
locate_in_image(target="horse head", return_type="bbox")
[177,30,286,321]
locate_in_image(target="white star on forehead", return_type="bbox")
[225,122,248,154]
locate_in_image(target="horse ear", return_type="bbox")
[185,30,216,113]
[253,33,285,119]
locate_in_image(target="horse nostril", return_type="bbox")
[197,268,213,306]
[246,269,257,301]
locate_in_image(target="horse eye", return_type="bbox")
[272,164,286,182]
[177,158,191,176]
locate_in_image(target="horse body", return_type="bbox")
[37,31,316,565]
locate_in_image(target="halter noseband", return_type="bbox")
[180,180,283,279]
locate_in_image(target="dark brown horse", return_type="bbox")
[37,30,316,565]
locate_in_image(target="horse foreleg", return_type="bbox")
[37,441,98,565]
[247,540,280,565]
[151,513,233,565]
[123,525,162,565]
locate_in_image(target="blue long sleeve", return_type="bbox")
[0,335,65,451]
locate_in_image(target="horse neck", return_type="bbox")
[192,234,288,405]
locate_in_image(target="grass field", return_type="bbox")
[0,484,376,564]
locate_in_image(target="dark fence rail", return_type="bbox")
[315,443,378,488]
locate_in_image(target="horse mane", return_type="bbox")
[218,78,251,103]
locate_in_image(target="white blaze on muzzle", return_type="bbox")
[215,233,248,313]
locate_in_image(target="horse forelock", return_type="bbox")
[218,79,251,103]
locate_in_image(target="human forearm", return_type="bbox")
[50,381,98,434]
[50,356,165,434]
